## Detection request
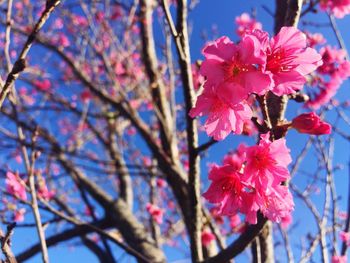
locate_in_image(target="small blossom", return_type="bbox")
[292,112,331,135]
[34,79,51,92]
[146,203,164,224]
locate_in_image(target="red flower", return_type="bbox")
[292,112,331,135]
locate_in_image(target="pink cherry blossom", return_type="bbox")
[235,13,262,37]
[202,164,244,215]
[6,171,27,201]
[264,27,323,95]
[244,133,292,190]
[200,35,273,105]
[292,112,331,135]
[189,86,252,140]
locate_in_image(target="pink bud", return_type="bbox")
[292,112,331,135]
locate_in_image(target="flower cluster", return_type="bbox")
[320,0,350,18]
[190,27,322,140]
[203,133,294,224]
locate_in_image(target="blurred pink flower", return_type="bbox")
[318,46,350,80]
[146,203,164,224]
[201,230,215,247]
[331,255,348,263]
[235,13,262,37]
[6,172,27,201]
[14,208,26,222]
[37,177,55,201]
[320,0,350,18]
[339,231,350,245]
[305,32,326,48]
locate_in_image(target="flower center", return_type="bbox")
[267,47,297,73]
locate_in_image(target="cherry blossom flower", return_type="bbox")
[200,35,273,105]
[189,86,252,140]
[263,27,323,95]
[244,133,292,190]
[292,112,331,135]
[6,171,27,201]
[202,164,244,215]
[235,13,262,37]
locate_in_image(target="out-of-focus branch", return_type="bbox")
[176,0,203,261]
[0,0,61,108]
[341,158,350,256]
[328,13,349,60]
[140,0,180,164]
[278,224,294,263]
[0,223,17,263]
[27,138,50,263]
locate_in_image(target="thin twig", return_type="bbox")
[0,0,61,108]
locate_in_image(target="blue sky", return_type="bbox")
[7,0,350,262]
